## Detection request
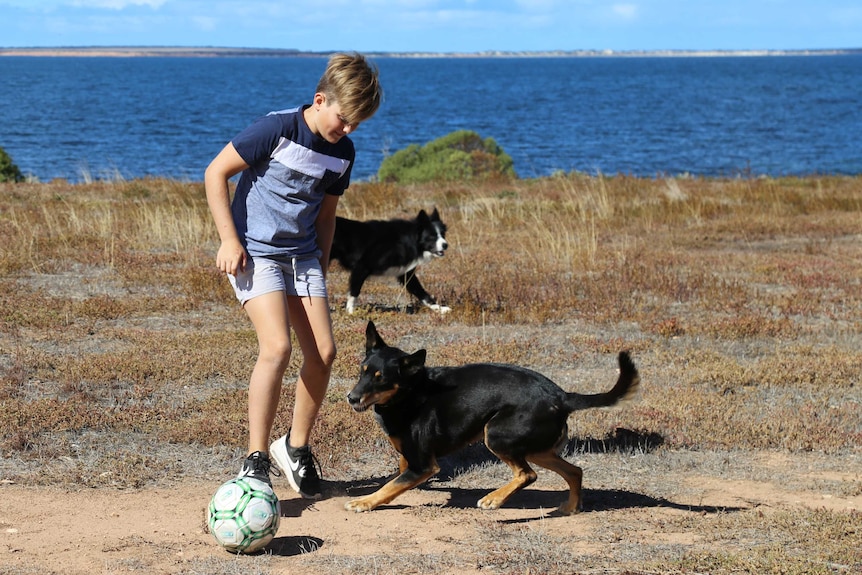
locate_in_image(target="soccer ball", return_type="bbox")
[207,477,281,553]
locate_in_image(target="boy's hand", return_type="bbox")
[216,239,247,276]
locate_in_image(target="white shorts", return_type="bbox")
[228,256,327,306]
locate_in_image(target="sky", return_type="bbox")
[0,0,860,53]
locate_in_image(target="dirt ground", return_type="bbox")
[2,449,859,575]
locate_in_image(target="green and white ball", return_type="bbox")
[207,477,281,553]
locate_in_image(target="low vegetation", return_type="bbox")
[1,173,860,574]
[0,145,24,183]
[377,130,516,183]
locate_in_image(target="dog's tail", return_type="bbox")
[565,352,640,411]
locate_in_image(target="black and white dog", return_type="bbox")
[329,208,450,314]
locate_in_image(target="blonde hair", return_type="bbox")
[316,52,383,125]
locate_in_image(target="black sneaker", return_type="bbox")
[269,434,322,500]
[237,450,275,487]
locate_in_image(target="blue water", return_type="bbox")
[1,55,860,182]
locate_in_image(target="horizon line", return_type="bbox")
[1,46,860,58]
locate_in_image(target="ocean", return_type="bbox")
[1,54,860,182]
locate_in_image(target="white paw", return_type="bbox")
[429,303,451,314]
[476,496,500,510]
[346,296,356,314]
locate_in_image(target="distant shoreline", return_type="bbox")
[1,46,860,58]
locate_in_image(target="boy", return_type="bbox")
[204,52,382,499]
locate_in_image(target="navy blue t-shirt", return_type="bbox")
[230,106,355,259]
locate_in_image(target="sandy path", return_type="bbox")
[2,461,859,575]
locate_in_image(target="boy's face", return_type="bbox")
[309,93,360,144]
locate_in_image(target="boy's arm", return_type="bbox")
[204,142,250,276]
[315,193,340,279]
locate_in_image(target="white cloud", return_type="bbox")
[357,0,438,7]
[69,0,167,8]
[514,0,558,10]
[191,15,217,31]
[0,0,63,7]
[0,0,159,8]
[612,3,638,19]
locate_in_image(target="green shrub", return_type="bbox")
[0,146,24,183]
[377,130,516,184]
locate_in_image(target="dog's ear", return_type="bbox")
[365,321,385,353]
[399,349,427,377]
[430,207,440,221]
[416,209,429,223]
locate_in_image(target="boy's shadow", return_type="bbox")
[266,534,324,557]
[261,497,325,557]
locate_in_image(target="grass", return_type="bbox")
[1,173,861,573]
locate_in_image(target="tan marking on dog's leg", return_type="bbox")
[387,436,403,453]
[477,455,537,510]
[384,436,409,473]
[527,450,584,515]
[345,462,439,513]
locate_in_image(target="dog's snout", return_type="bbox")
[347,390,370,412]
[346,390,360,406]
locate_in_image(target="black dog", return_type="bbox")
[345,321,640,514]
[329,208,449,314]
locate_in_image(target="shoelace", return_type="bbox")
[250,452,281,478]
[263,456,283,478]
[297,449,323,480]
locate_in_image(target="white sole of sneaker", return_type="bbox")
[270,435,322,500]
[269,435,301,494]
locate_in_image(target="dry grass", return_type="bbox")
[1,174,861,573]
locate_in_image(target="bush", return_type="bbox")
[0,146,24,183]
[377,130,516,184]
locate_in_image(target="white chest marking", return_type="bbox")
[381,252,434,277]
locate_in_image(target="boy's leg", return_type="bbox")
[286,295,335,446]
[270,295,334,498]
[243,290,292,454]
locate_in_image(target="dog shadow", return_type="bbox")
[332,476,746,521]
[445,487,747,521]
[330,429,745,521]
